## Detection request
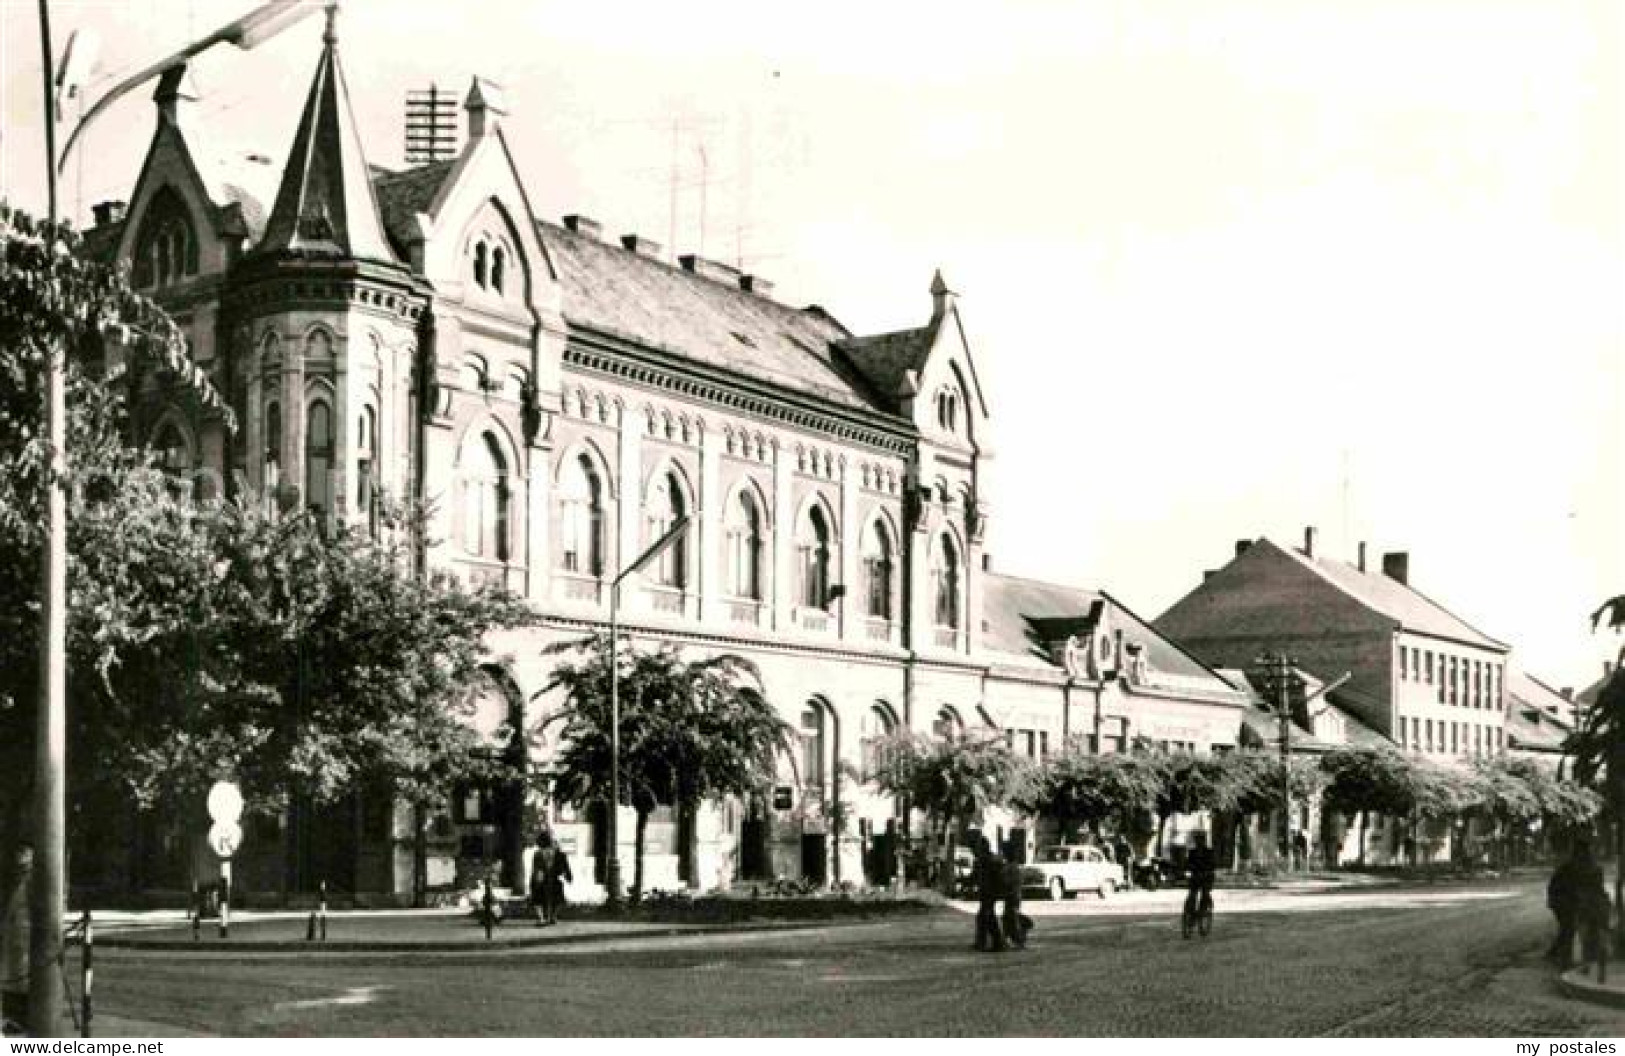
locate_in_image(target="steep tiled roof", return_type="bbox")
[257,29,395,262]
[373,160,457,259]
[538,220,892,414]
[837,327,932,402]
[1282,544,1507,651]
[1507,670,1575,754]
[981,573,1238,695]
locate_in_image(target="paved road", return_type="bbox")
[93,878,1625,1036]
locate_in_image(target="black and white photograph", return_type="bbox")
[0,0,1621,1040]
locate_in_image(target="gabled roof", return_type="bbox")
[837,327,932,402]
[1279,543,1507,651]
[982,573,1244,701]
[257,17,395,263]
[537,219,893,415]
[373,160,458,260]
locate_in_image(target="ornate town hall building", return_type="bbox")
[83,15,1250,902]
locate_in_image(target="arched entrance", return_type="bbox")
[456,667,528,890]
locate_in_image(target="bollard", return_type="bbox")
[306,911,316,942]
[191,883,201,942]
[481,879,495,941]
[80,909,93,1039]
[319,881,328,942]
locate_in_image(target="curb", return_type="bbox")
[97,915,903,954]
[1557,967,1625,1009]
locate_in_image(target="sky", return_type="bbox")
[2,0,1621,692]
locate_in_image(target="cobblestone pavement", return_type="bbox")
[92,877,1625,1036]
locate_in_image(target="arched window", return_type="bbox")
[645,471,687,588]
[932,533,961,629]
[798,504,832,609]
[264,401,281,490]
[131,188,198,288]
[558,454,605,577]
[726,489,764,600]
[933,706,963,742]
[862,519,893,620]
[153,420,191,475]
[304,400,333,519]
[491,247,506,294]
[473,241,488,288]
[463,433,510,561]
[861,703,897,778]
[800,703,826,788]
[936,389,959,434]
[356,406,378,528]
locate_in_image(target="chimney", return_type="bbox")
[739,274,775,297]
[1234,539,1252,559]
[930,268,954,323]
[464,77,508,139]
[91,201,127,227]
[679,254,742,286]
[981,554,991,572]
[620,233,663,258]
[1562,687,1574,701]
[1357,541,1368,572]
[1302,526,1318,559]
[1382,551,1410,585]
[562,214,601,240]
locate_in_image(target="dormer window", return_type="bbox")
[131,187,198,289]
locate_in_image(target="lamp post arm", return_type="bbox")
[56,0,324,173]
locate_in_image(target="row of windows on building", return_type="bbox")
[550,451,964,628]
[1396,715,1505,757]
[1398,646,1502,710]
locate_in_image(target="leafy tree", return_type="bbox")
[542,635,790,899]
[1018,744,1162,845]
[1319,747,1417,866]
[871,731,1033,891]
[0,204,229,867]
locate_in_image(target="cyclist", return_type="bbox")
[1183,830,1217,931]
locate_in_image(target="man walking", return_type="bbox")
[1001,838,1028,949]
[529,830,572,927]
[972,835,1007,953]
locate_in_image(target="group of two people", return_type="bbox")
[1547,839,1611,970]
[970,835,1031,952]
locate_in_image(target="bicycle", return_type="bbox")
[1181,886,1213,939]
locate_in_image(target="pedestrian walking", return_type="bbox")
[1001,838,1029,949]
[1547,847,1579,967]
[1112,834,1134,890]
[1573,843,1611,974]
[971,835,1007,953]
[529,830,572,927]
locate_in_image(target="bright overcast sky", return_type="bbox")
[2,0,1621,690]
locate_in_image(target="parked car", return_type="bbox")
[1021,844,1126,900]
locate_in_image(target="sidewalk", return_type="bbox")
[93,906,914,953]
[1557,964,1625,1010]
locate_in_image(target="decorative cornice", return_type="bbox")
[565,325,916,456]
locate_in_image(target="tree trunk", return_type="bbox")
[1358,810,1368,867]
[632,807,649,902]
[1155,812,1169,859]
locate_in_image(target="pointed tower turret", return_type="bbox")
[258,3,394,261]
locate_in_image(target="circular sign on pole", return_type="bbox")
[207,781,243,823]
[209,820,242,859]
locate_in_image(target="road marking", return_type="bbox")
[272,986,387,1012]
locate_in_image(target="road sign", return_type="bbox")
[207,781,243,823]
[209,820,242,859]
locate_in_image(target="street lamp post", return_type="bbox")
[26,1,323,1037]
[604,514,692,908]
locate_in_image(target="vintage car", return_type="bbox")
[1020,844,1126,900]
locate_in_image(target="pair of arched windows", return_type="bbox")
[935,388,960,434]
[558,454,606,577]
[463,432,511,561]
[725,491,765,601]
[132,188,198,289]
[472,239,507,295]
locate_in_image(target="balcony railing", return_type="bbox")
[555,573,602,605]
[795,607,832,633]
[725,598,764,627]
[646,585,687,616]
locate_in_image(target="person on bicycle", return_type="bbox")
[1184,830,1217,920]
